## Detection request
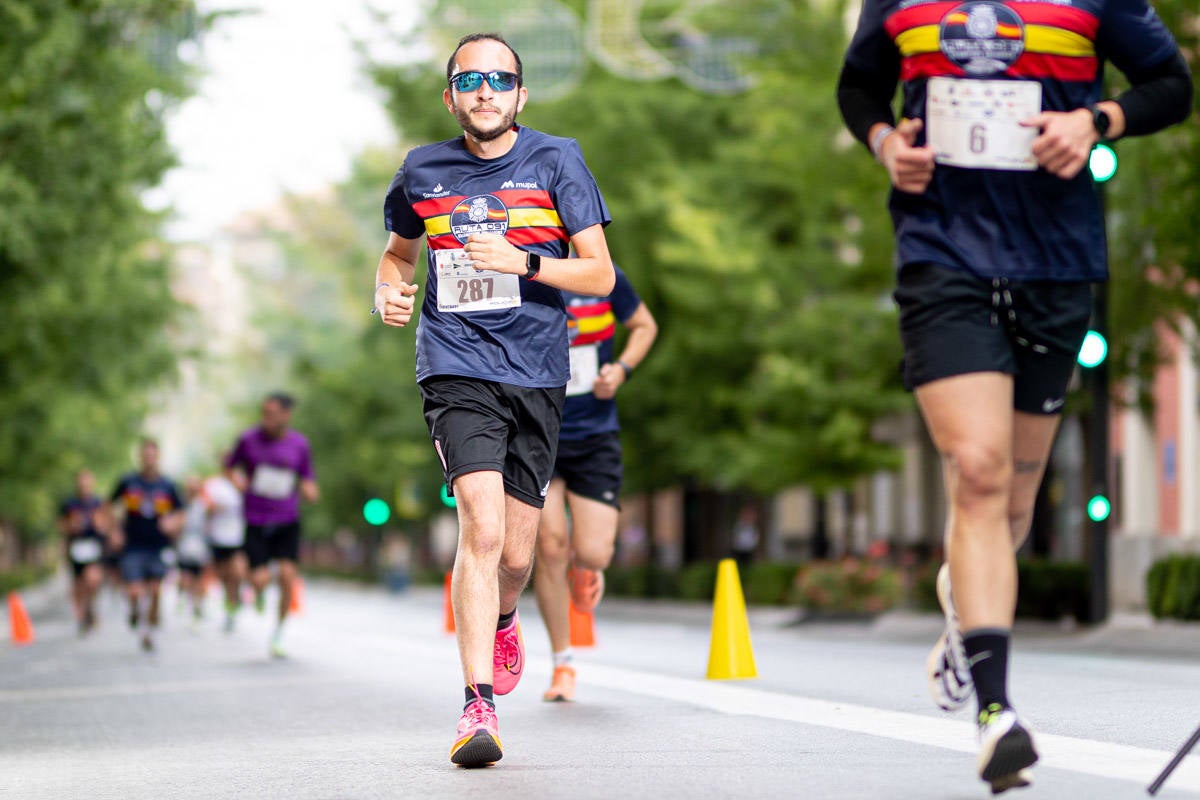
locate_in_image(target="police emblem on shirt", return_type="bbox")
[450,194,509,243]
[939,2,1025,75]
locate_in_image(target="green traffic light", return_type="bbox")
[1089,143,1117,183]
[440,483,457,509]
[1087,494,1111,522]
[1077,330,1108,368]
[363,497,391,526]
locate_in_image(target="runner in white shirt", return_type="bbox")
[203,471,246,633]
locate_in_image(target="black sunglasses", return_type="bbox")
[449,70,520,93]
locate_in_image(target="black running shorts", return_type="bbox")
[209,544,242,565]
[894,263,1093,415]
[420,376,566,509]
[554,432,623,508]
[244,522,301,569]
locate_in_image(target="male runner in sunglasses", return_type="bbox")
[374,32,615,767]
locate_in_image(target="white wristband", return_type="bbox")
[870,125,895,161]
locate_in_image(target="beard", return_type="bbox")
[454,103,517,142]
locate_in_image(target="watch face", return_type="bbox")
[1093,107,1110,137]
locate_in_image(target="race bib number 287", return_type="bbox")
[435,249,521,313]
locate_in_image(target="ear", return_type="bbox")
[443,87,454,113]
[515,86,528,114]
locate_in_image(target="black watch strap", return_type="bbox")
[524,252,542,280]
[1089,104,1111,140]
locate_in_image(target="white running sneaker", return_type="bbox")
[977,703,1038,794]
[926,563,973,711]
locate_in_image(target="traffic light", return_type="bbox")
[1087,494,1111,522]
[1089,143,1117,183]
[440,483,457,509]
[1077,330,1108,368]
[362,497,391,526]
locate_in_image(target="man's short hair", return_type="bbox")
[446,32,523,88]
[140,437,159,450]
[266,392,295,411]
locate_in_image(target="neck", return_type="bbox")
[464,126,517,160]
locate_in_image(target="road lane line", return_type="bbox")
[0,674,336,703]
[383,635,1200,791]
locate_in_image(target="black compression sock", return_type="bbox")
[963,628,1011,714]
[496,609,516,630]
[465,684,495,708]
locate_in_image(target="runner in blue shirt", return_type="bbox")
[533,265,657,702]
[374,32,615,767]
[57,469,108,636]
[108,438,184,652]
[838,0,1192,790]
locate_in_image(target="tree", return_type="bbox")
[0,1,199,537]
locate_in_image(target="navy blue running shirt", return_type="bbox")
[843,0,1180,281]
[560,265,642,441]
[110,473,182,552]
[384,125,611,388]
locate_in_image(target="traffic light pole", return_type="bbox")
[1087,249,1111,624]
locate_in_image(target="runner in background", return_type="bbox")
[204,463,246,633]
[535,264,656,702]
[58,469,107,635]
[175,476,212,625]
[108,438,185,652]
[226,392,318,658]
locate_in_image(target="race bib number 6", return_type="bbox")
[436,249,521,313]
[926,77,1041,171]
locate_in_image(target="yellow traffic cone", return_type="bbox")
[706,559,757,680]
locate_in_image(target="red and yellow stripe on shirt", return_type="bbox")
[412,189,568,251]
[886,1,1100,82]
[569,301,616,347]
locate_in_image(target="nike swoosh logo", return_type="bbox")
[1042,397,1065,413]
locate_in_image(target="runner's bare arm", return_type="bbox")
[300,478,319,504]
[462,223,615,296]
[593,302,658,400]
[375,232,422,327]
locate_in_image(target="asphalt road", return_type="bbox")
[3,577,1200,799]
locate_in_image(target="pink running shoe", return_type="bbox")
[450,697,502,767]
[493,611,525,695]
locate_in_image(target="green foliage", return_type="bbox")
[743,561,800,605]
[0,562,56,595]
[1146,555,1200,621]
[0,1,198,533]
[1014,559,1090,621]
[792,557,904,615]
[677,560,719,600]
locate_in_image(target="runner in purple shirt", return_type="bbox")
[225,392,318,658]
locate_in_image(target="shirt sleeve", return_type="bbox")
[551,139,612,236]
[383,160,426,239]
[168,483,184,512]
[838,0,902,147]
[297,438,315,481]
[1096,0,1181,77]
[610,265,642,323]
[225,436,247,471]
[109,478,127,504]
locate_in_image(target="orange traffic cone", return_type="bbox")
[288,576,305,614]
[443,571,455,633]
[7,592,34,646]
[568,600,595,647]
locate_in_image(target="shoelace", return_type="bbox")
[494,628,521,673]
[978,702,1006,727]
[463,699,496,728]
